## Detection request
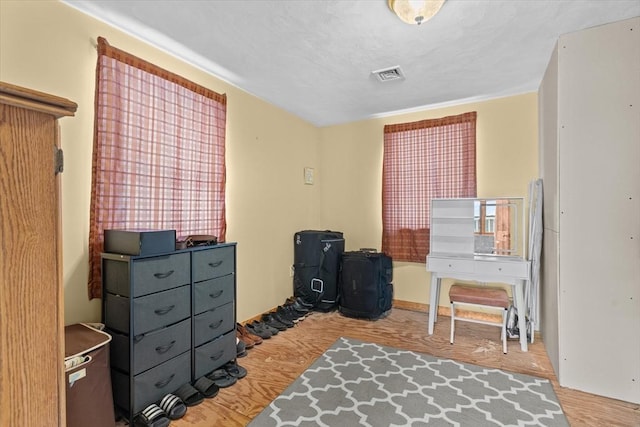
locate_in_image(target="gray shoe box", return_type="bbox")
[104,229,176,256]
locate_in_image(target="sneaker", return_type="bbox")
[261,313,288,331]
[288,297,313,315]
[271,311,294,328]
[276,305,300,323]
[245,322,272,339]
[251,320,279,336]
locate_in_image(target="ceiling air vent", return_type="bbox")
[372,65,405,82]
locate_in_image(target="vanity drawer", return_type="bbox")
[193,274,235,314]
[193,331,236,380]
[474,259,530,279]
[194,302,234,347]
[427,256,475,274]
[192,246,235,282]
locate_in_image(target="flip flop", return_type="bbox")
[193,376,220,398]
[223,361,247,379]
[134,403,170,427]
[174,383,205,407]
[207,368,237,388]
[159,393,187,420]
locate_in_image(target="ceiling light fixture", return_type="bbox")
[388,0,446,25]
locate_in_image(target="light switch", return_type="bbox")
[304,167,314,185]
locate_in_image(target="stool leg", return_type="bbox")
[450,302,455,345]
[502,308,507,354]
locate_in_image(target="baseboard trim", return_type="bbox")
[243,299,503,325]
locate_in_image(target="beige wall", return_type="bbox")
[319,94,539,305]
[1,1,538,324]
[1,1,321,323]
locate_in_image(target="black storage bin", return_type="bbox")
[104,229,176,256]
[65,323,115,427]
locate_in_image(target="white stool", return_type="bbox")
[449,284,510,354]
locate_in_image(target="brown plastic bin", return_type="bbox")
[65,323,116,427]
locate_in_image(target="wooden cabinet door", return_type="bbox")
[0,82,76,427]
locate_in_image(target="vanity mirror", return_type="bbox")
[430,197,526,259]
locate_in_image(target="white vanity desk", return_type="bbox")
[426,197,532,352]
[426,253,531,351]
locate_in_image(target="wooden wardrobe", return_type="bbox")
[0,82,77,426]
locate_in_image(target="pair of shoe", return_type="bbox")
[275,305,302,324]
[245,320,278,338]
[135,390,189,427]
[206,360,248,388]
[285,296,314,318]
[237,323,263,346]
[278,300,309,322]
[261,312,293,330]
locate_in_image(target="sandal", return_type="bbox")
[223,361,247,379]
[193,376,220,398]
[134,403,170,427]
[207,368,238,388]
[159,393,187,420]
[174,383,205,407]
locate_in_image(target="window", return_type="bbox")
[474,200,496,235]
[382,112,477,262]
[88,37,227,299]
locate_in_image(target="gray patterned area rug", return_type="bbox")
[249,337,568,427]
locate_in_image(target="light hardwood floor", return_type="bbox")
[163,307,638,426]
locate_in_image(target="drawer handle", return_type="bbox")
[208,260,223,269]
[209,319,224,330]
[154,373,175,389]
[209,290,224,299]
[154,305,176,315]
[154,270,175,279]
[209,350,224,361]
[155,340,177,354]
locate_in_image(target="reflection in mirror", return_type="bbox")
[474,199,521,256]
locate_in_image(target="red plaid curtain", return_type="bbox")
[88,37,227,299]
[382,112,477,262]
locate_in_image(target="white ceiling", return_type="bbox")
[64,0,640,127]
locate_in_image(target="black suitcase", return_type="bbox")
[338,249,393,320]
[293,230,345,311]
